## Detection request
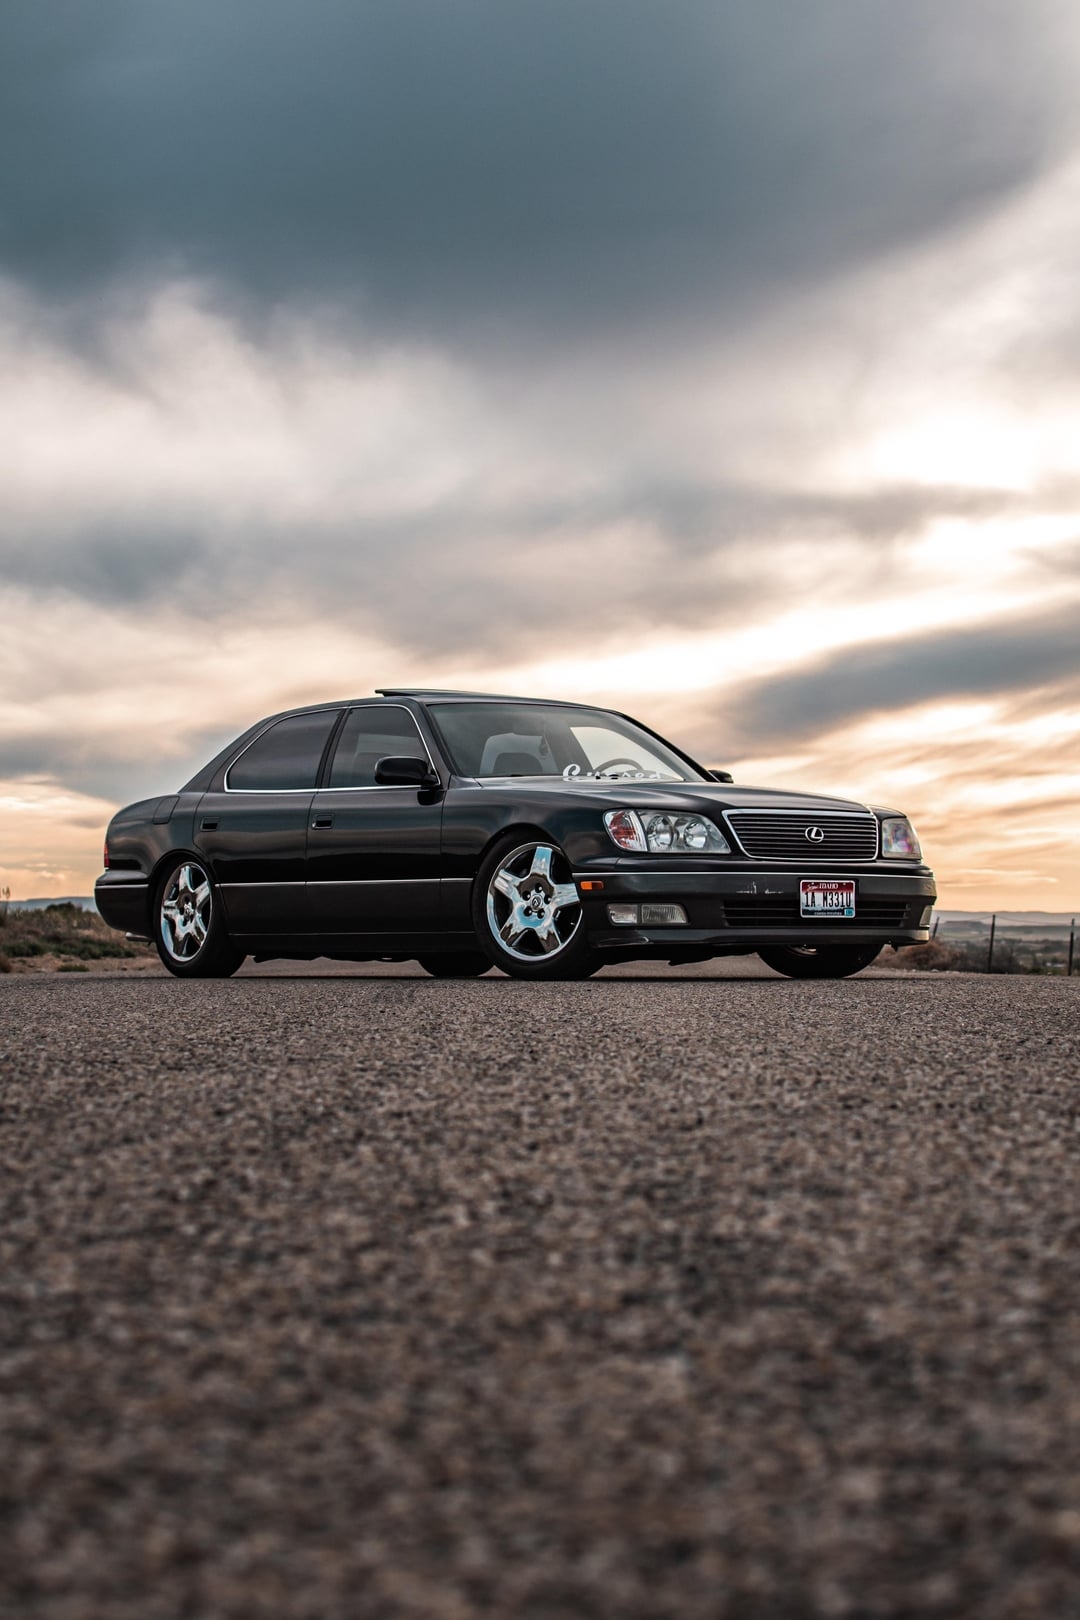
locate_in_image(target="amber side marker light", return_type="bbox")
[579,880,604,892]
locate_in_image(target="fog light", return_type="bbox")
[607,904,639,926]
[640,903,688,925]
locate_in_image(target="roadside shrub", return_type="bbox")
[57,938,137,960]
[891,936,1064,974]
[890,940,961,971]
[0,905,152,968]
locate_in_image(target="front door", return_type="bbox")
[305,704,444,942]
[196,708,342,936]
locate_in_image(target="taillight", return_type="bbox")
[103,839,110,870]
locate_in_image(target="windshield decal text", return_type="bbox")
[562,763,668,781]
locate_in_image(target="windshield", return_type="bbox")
[428,703,705,783]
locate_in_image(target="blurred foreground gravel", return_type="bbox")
[2,969,1079,1620]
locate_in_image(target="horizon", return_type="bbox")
[7,892,1077,927]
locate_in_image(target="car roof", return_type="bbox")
[234,691,607,724]
[375,689,589,706]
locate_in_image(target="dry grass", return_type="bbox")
[0,903,155,973]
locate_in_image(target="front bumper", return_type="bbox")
[575,863,936,955]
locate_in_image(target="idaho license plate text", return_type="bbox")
[800,880,856,918]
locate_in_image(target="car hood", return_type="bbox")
[471,776,875,815]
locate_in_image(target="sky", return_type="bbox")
[2,0,1080,909]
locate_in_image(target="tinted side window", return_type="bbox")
[329,706,429,788]
[228,711,340,791]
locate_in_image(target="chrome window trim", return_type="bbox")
[222,703,440,794]
[316,783,439,794]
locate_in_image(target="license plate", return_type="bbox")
[800,879,856,918]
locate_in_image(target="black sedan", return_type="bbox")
[95,690,937,980]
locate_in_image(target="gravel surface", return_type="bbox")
[2,971,1079,1620]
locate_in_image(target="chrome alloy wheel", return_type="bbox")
[485,843,582,962]
[159,861,213,963]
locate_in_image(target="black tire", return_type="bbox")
[758,943,882,980]
[417,953,492,979]
[153,858,245,979]
[473,834,602,981]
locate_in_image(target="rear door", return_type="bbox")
[305,703,444,940]
[195,709,342,935]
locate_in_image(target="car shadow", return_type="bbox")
[230,968,922,985]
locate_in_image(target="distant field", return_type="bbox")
[0,902,155,974]
[6,895,98,911]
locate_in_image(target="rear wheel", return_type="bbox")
[474,837,602,981]
[417,952,492,978]
[758,944,881,980]
[154,859,245,979]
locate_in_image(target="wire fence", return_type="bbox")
[910,914,1078,975]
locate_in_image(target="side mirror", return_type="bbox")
[708,768,734,783]
[374,755,440,789]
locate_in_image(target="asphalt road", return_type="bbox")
[2,969,1079,1620]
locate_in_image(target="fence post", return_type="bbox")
[986,913,996,974]
[1069,918,1075,978]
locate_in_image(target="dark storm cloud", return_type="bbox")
[0,722,243,805]
[0,0,1072,337]
[0,518,210,606]
[728,606,1080,750]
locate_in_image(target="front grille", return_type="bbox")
[726,811,878,861]
[722,898,911,929]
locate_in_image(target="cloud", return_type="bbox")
[1,1,1077,340]
[728,607,1080,750]
[4,276,1079,672]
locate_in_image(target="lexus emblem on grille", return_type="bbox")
[805,825,826,843]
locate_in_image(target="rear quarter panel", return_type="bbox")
[96,793,203,933]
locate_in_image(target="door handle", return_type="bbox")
[312,815,334,829]
[201,819,218,830]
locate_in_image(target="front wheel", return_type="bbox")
[758,944,882,980]
[154,859,245,979]
[473,837,602,981]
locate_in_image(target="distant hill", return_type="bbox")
[8,897,98,913]
[935,910,1076,936]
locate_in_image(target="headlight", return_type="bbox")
[604,808,731,854]
[880,816,922,859]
